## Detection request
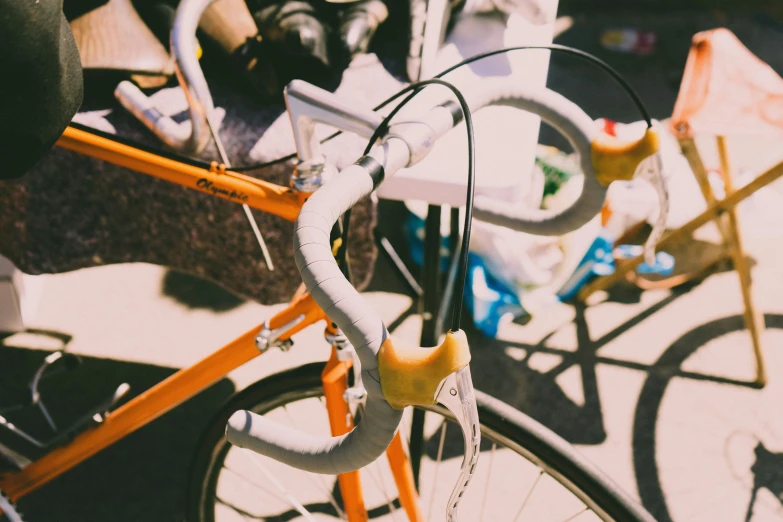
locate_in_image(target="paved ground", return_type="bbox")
[3,6,783,522]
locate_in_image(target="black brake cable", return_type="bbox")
[337,78,475,333]
[233,43,652,173]
[333,44,654,331]
[434,44,652,127]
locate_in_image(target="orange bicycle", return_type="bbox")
[0,1,667,520]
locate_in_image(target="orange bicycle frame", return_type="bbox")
[0,290,421,520]
[0,290,322,499]
[321,336,424,522]
[0,127,423,520]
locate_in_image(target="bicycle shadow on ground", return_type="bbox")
[161,269,247,312]
[455,284,692,448]
[632,313,783,522]
[379,283,685,465]
[0,334,235,522]
[417,293,782,521]
[374,211,692,447]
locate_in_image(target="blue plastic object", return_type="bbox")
[406,207,676,338]
[558,232,676,301]
[557,231,616,301]
[406,212,523,337]
[615,244,675,275]
[463,253,524,338]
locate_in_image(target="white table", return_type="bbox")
[373,3,560,343]
[377,3,560,207]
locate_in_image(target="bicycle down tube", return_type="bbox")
[0,292,323,500]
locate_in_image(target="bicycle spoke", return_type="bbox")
[220,465,309,521]
[284,401,347,520]
[366,459,400,522]
[222,464,281,498]
[215,496,261,520]
[246,451,318,522]
[352,401,398,521]
[561,506,589,521]
[513,469,544,521]
[478,442,496,521]
[427,419,448,520]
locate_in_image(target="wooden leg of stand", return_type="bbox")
[716,136,767,387]
[679,136,730,242]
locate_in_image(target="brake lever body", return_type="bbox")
[434,366,481,522]
[377,329,477,520]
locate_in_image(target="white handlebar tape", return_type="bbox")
[466,79,604,236]
[226,163,403,474]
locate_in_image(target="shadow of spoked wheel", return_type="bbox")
[633,314,783,522]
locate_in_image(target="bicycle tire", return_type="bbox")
[187,362,655,522]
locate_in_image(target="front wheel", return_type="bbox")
[187,363,654,522]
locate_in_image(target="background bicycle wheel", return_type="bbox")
[634,314,783,522]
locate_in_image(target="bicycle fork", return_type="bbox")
[321,324,425,522]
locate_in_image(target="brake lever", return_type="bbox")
[639,151,668,267]
[434,365,481,522]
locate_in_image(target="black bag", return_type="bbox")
[0,0,84,179]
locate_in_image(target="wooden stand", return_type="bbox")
[714,136,768,386]
[579,137,779,386]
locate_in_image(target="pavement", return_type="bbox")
[3,6,783,522]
